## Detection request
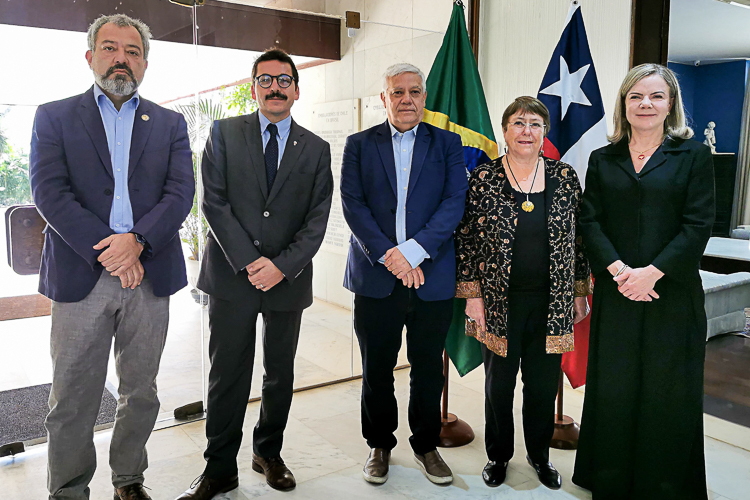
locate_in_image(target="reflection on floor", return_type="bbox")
[2,368,749,500]
[0,287,406,418]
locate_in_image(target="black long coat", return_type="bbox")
[573,137,715,500]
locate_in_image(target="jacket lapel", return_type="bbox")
[78,87,113,178]
[376,121,398,198]
[406,124,431,202]
[243,112,268,200]
[639,138,688,177]
[605,140,638,181]
[267,120,305,205]
[128,99,153,180]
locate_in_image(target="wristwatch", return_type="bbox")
[132,232,148,248]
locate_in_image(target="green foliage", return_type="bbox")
[0,144,32,206]
[224,83,258,116]
[174,87,256,261]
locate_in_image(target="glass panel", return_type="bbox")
[0,4,205,428]
[192,3,355,400]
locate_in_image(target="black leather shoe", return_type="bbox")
[174,474,239,500]
[526,455,562,490]
[252,454,296,491]
[114,484,151,500]
[482,460,508,487]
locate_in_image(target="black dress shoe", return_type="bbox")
[252,454,296,491]
[174,474,239,500]
[526,455,562,490]
[482,461,508,487]
[114,483,151,500]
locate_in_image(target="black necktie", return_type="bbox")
[265,123,279,192]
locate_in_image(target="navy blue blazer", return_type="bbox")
[341,120,468,301]
[29,87,195,302]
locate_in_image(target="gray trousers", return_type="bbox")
[45,272,169,500]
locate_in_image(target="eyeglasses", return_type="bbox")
[255,74,294,89]
[510,121,545,132]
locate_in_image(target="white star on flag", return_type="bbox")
[539,56,592,120]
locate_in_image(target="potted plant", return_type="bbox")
[175,86,257,303]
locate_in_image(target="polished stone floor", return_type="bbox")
[1,367,749,499]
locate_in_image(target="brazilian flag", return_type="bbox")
[423,0,498,376]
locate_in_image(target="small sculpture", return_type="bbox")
[704,121,717,154]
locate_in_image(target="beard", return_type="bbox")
[94,64,140,96]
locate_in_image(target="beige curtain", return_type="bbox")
[732,65,750,227]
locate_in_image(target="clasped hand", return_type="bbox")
[613,265,663,302]
[384,247,424,289]
[247,256,284,292]
[94,233,144,289]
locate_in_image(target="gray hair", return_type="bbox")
[87,14,152,60]
[609,63,693,143]
[382,63,426,93]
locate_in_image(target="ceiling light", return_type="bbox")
[716,0,750,9]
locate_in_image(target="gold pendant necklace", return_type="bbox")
[505,156,540,212]
[629,142,661,160]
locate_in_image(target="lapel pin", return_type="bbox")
[293,141,297,146]
[141,114,150,121]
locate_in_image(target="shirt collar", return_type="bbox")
[93,84,140,110]
[388,121,419,139]
[259,111,292,140]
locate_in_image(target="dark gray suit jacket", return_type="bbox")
[197,111,333,311]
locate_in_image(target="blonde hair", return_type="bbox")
[609,63,693,143]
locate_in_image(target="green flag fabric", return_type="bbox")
[423,1,499,377]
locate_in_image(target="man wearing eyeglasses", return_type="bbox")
[176,48,333,499]
[341,63,468,486]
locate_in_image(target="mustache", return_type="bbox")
[265,91,287,101]
[105,63,135,80]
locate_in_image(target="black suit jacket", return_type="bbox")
[197,112,333,311]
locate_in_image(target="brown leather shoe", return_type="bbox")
[414,450,453,484]
[114,483,151,500]
[251,454,296,491]
[362,448,390,484]
[173,474,239,500]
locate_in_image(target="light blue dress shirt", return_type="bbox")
[258,111,292,167]
[379,121,429,269]
[93,85,139,234]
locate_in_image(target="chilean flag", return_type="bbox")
[537,0,608,388]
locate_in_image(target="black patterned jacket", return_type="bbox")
[455,156,592,357]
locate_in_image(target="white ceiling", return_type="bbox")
[669,0,750,63]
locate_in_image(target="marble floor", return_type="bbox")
[2,366,750,500]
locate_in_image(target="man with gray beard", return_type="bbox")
[29,13,194,500]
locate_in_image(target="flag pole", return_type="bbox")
[550,369,580,449]
[439,350,475,447]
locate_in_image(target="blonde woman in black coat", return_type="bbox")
[573,64,715,500]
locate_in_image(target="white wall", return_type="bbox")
[479,0,632,146]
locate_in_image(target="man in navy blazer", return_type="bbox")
[29,14,194,500]
[341,63,468,486]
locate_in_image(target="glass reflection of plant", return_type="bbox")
[174,85,258,262]
[0,109,33,207]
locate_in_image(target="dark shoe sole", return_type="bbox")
[251,460,296,491]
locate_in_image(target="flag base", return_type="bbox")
[438,413,475,448]
[550,415,580,450]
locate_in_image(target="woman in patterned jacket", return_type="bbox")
[455,96,592,490]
